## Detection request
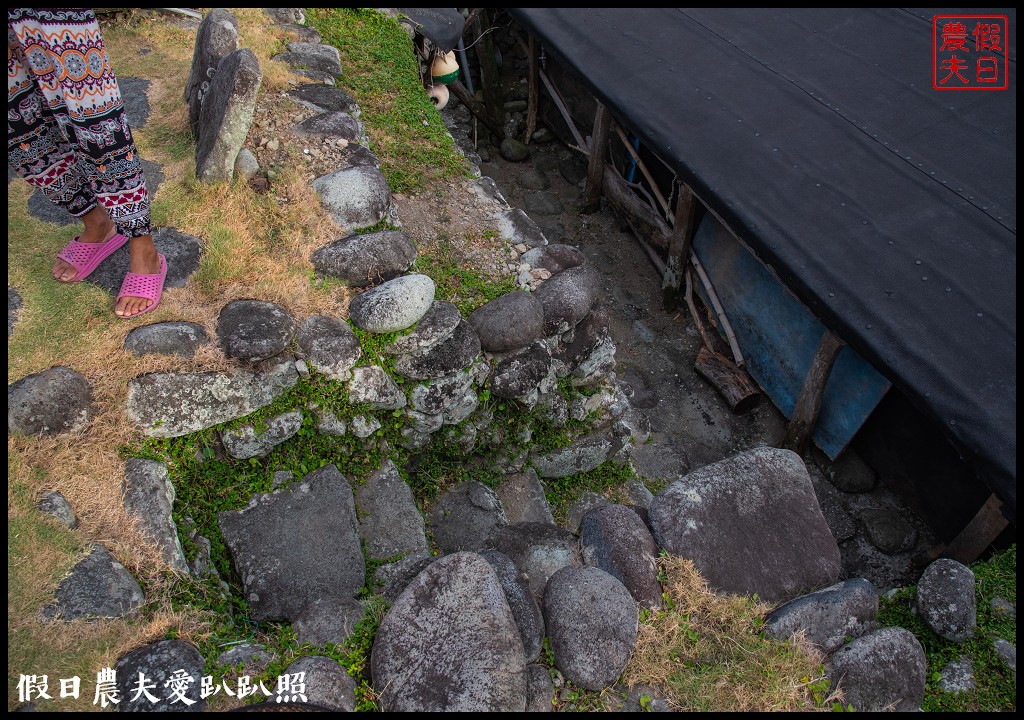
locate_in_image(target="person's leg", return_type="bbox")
[9,9,161,316]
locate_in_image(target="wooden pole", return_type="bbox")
[925,494,1009,564]
[524,35,538,144]
[474,9,505,141]
[695,347,762,414]
[690,251,744,367]
[581,102,612,213]
[539,69,588,152]
[613,123,670,218]
[782,330,845,454]
[448,80,505,141]
[602,166,672,248]
[662,183,697,310]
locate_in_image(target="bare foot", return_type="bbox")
[52,206,117,282]
[114,235,162,318]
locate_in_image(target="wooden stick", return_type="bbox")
[602,166,672,248]
[448,80,505,140]
[524,35,538,144]
[695,347,762,414]
[685,267,714,350]
[925,494,1009,564]
[614,123,670,219]
[582,102,612,213]
[690,251,744,367]
[539,69,589,153]
[782,330,845,454]
[474,9,505,139]
[662,182,697,308]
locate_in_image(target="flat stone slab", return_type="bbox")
[278,22,321,44]
[218,464,364,622]
[385,300,461,356]
[295,111,366,145]
[221,410,303,459]
[349,274,435,334]
[122,459,188,572]
[311,229,416,287]
[649,447,842,603]
[120,76,151,130]
[124,321,210,358]
[217,300,296,361]
[348,365,406,409]
[393,319,481,379]
[764,578,878,654]
[429,481,508,554]
[127,360,298,437]
[355,460,427,560]
[531,431,624,479]
[524,190,564,216]
[497,468,555,526]
[468,290,545,352]
[196,48,263,183]
[294,596,366,647]
[9,366,93,436]
[115,640,207,711]
[276,41,342,77]
[42,545,144,620]
[371,552,527,712]
[312,164,392,232]
[86,226,200,294]
[495,208,547,249]
[288,84,357,114]
[296,315,362,380]
[544,565,638,691]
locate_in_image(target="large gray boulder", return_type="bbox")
[312,165,392,232]
[126,360,298,437]
[649,447,841,602]
[916,558,976,642]
[491,342,553,401]
[468,290,545,352]
[348,366,406,410]
[122,459,188,573]
[216,300,295,362]
[348,274,435,334]
[429,482,507,554]
[826,627,926,711]
[42,545,144,620]
[485,522,579,603]
[393,320,481,379]
[534,265,600,335]
[385,300,462,356]
[580,504,663,609]
[480,549,546,663]
[763,578,878,654]
[408,364,476,416]
[543,565,638,691]
[196,49,262,183]
[9,366,93,436]
[280,656,357,711]
[124,321,210,358]
[355,460,427,560]
[295,315,362,380]
[371,552,527,712]
[115,640,206,712]
[311,230,416,287]
[185,8,239,135]
[218,464,364,622]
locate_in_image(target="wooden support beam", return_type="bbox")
[539,69,588,152]
[474,9,505,140]
[602,165,672,248]
[695,347,762,414]
[524,35,538,144]
[448,80,505,141]
[926,494,1009,564]
[662,183,697,309]
[581,102,612,214]
[613,123,670,218]
[782,330,845,454]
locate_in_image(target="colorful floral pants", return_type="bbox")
[8,8,150,238]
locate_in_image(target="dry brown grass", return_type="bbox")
[623,555,839,712]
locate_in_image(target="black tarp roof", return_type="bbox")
[511,8,1016,513]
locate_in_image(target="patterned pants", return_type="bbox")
[8,8,150,238]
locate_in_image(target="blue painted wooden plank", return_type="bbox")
[692,215,890,459]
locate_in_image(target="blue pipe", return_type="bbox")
[627,135,640,183]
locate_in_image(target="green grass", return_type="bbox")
[414,232,516,315]
[308,9,469,193]
[877,545,1016,712]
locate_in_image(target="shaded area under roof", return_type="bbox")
[511,8,1016,513]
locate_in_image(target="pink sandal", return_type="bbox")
[55,233,129,282]
[116,253,167,319]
